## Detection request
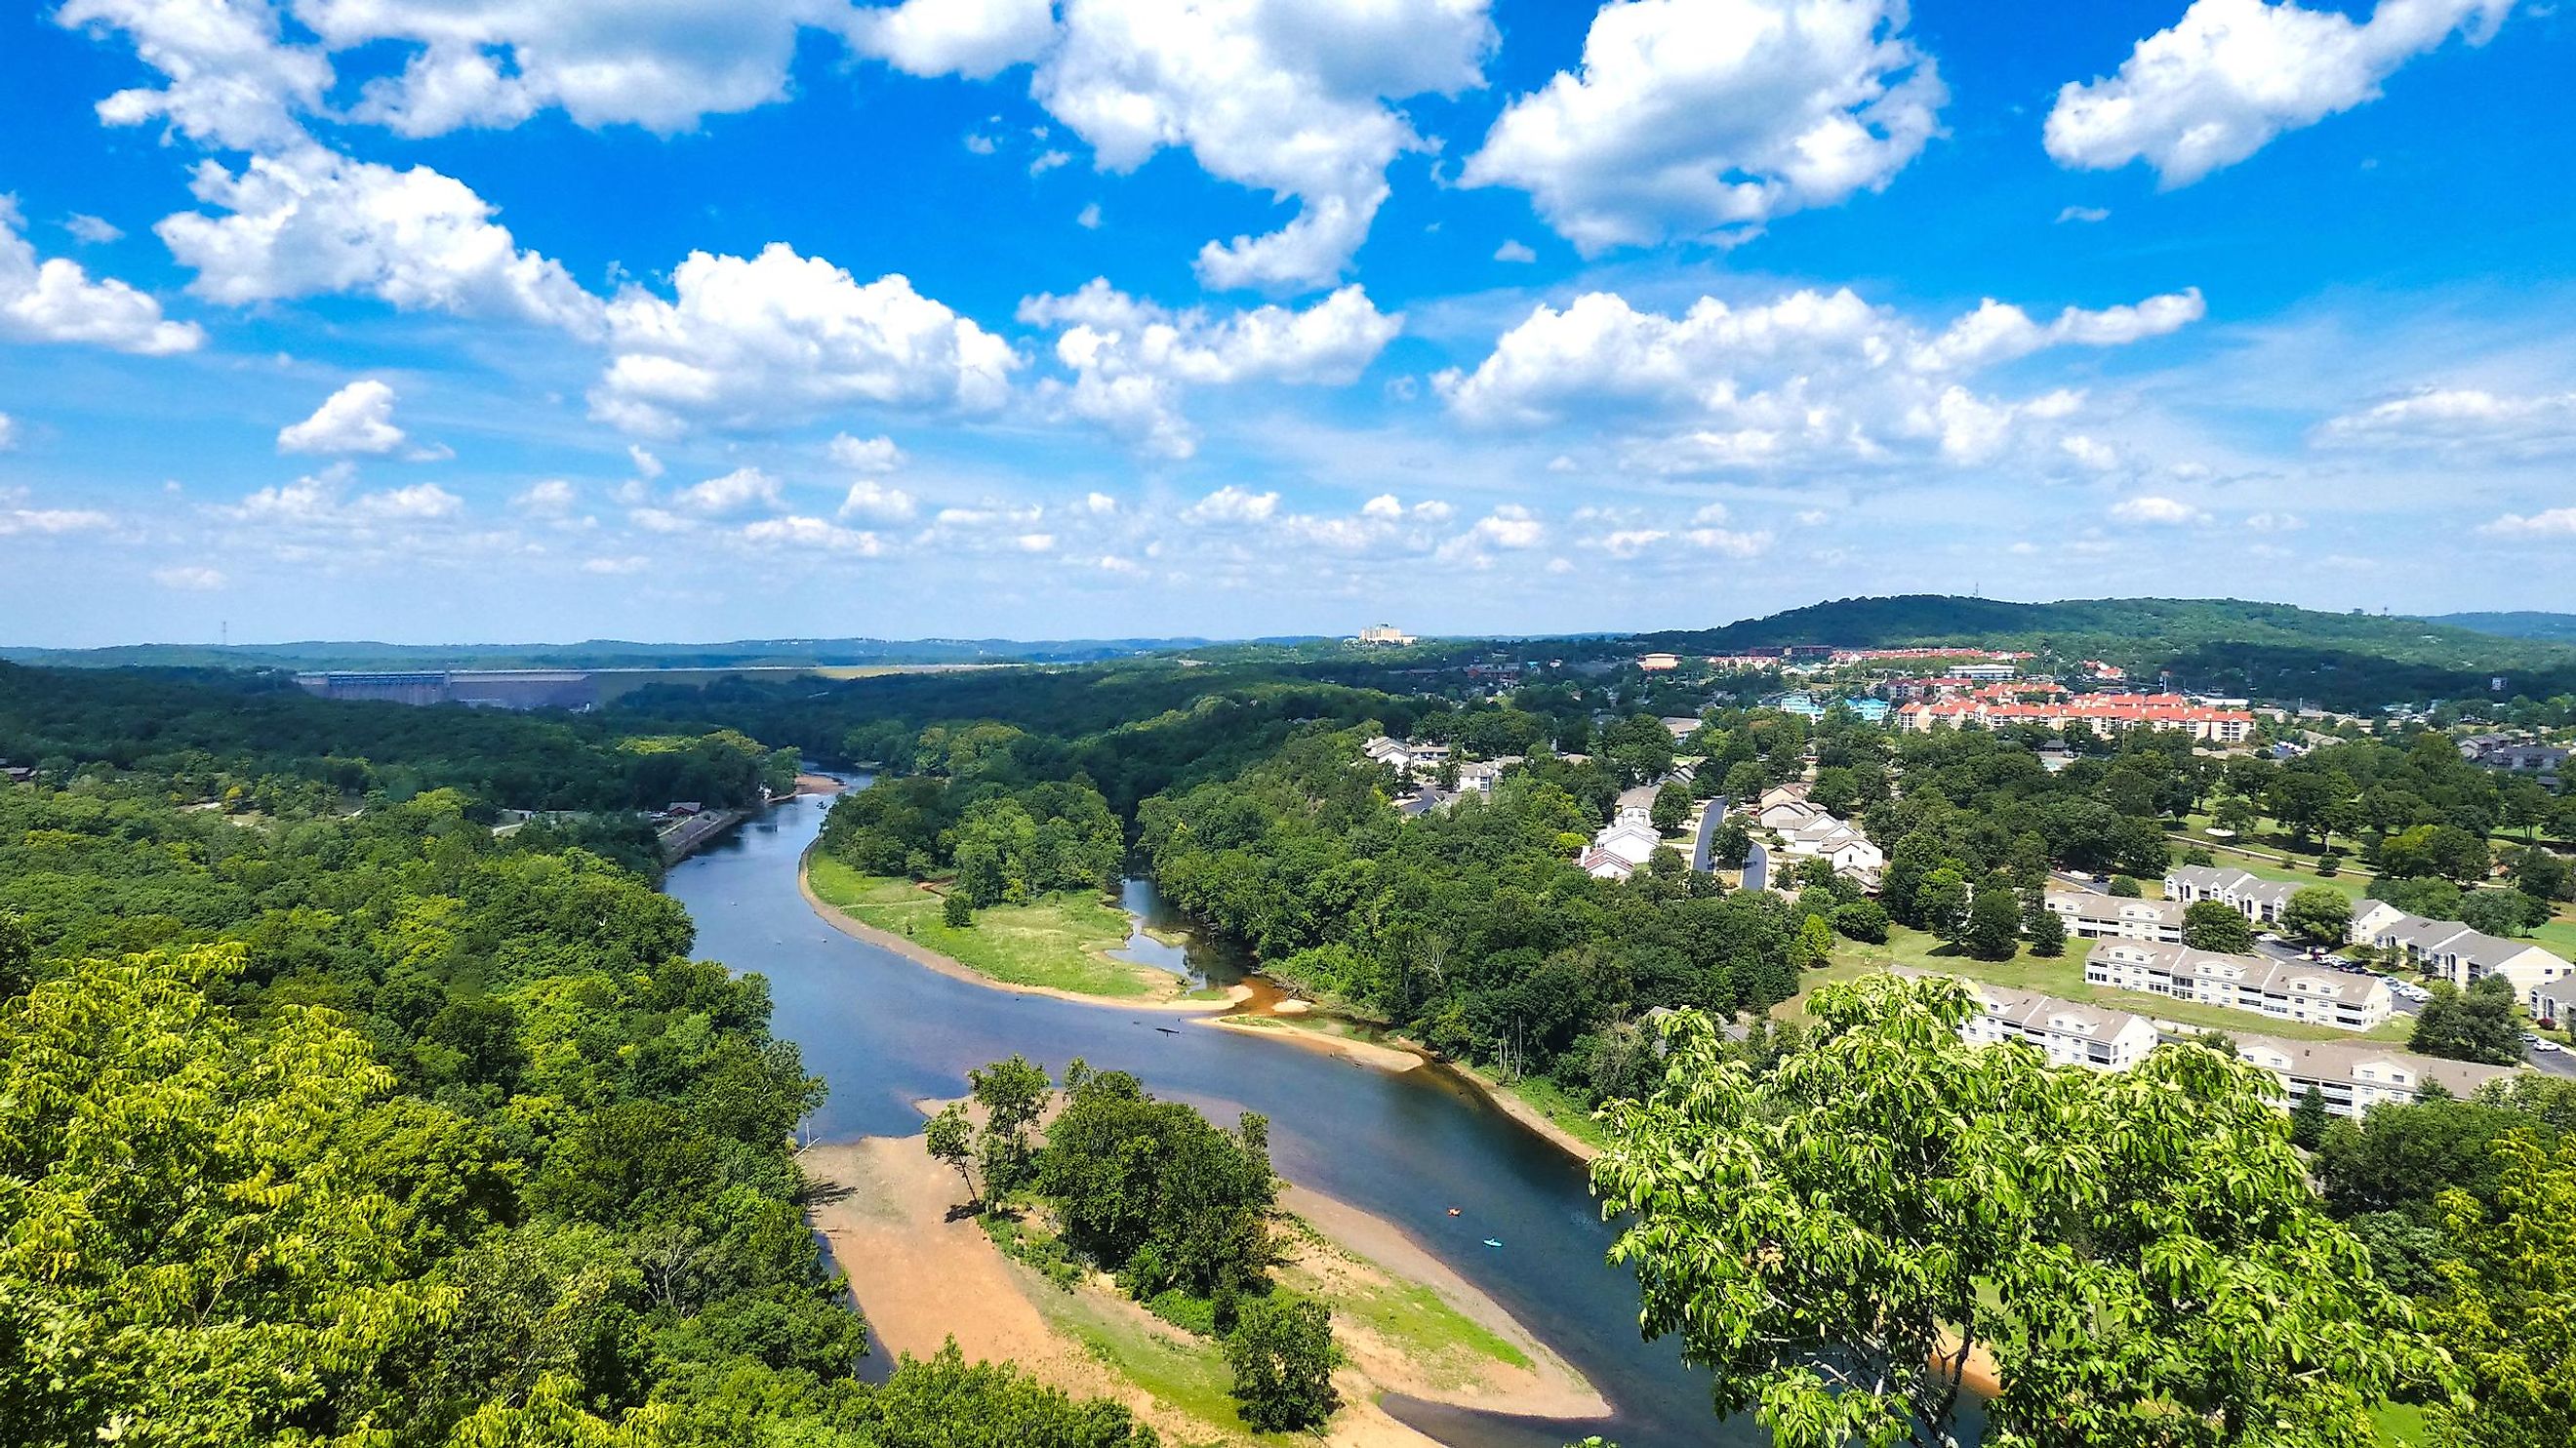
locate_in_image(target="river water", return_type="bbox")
[670,789,1741,1448]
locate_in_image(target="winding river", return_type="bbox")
[671,789,1739,1448]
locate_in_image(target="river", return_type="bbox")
[670,788,1740,1448]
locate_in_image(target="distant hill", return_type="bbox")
[2428,612,2576,644]
[0,635,1324,672]
[1634,595,2576,710]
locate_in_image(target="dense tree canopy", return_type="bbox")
[1594,976,2440,1448]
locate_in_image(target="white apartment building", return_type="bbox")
[2045,890,2185,943]
[2348,899,2576,1010]
[2233,1035,2516,1120]
[2088,941,2392,1030]
[2163,865,2304,925]
[1893,972,2160,1070]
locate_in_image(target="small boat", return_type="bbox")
[1154,1026,1181,1035]
[1482,1238,1503,1249]
[1446,1208,1462,1217]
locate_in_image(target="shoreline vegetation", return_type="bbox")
[797,842,1617,1165]
[800,1127,1607,1447]
[800,851,1240,1008]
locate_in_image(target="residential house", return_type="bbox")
[2232,1035,2517,1120]
[1659,715,1705,741]
[1578,819,1665,881]
[2087,941,2393,1030]
[2163,865,2303,925]
[2044,890,2186,943]
[2349,900,2576,1009]
[1749,795,1883,885]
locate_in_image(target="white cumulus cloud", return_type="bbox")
[2045,0,2512,186]
[592,244,1015,436]
[676,465,785,514]
[1435,282,2196,474]
[829,432,908,472]
[2314,385,2576,458]
[1464,0,1945,254]
[1182,484,1280,525]
[2478,507,2576,539]
[154,564,227,589]
[278,379,407,455]
[1019,279,1400,457]
[298,0,844,137]
[160,145,601,333]
[0,197,202,354]
[840,479,919,521]
[869,0,1498,289]
[2110,494,2208,525]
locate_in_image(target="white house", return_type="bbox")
[1751,795,1884,886]
[2232,1034,2518,1120]
[2163,865,2304,925]
[2045,890,2185,943]
[2087,941,2392,1030]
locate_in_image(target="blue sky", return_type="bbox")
[1,0,2571,647]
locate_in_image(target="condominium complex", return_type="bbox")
[2087,940,2393,1030]
[1910,971,2514,1119]
[1896,691,2256,743]
[2348,900,2576,1009]
[2044,890,2185,943]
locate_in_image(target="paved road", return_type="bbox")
[2523,1043,2576,1076]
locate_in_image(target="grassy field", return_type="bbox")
[1003,1257,1263,1439]
[1276,1217,1533,1391]
[1806,924,2414,1044]
[804,855,1172,999]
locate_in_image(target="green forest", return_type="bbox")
[0,662,798,817]
[11,636,2576,1447]
[0,747,1156,1445]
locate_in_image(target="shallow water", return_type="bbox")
[673,789,1740,1447]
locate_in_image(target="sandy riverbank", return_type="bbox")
[804,1132,1606,1447]
[1190,1013,1427,1072]
[798,856,1253,1013]
[1441,1066,1603,1166]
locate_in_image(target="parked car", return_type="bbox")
[2257,932,2283,945]
[2533,1038,2564,1054]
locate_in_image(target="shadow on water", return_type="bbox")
[1110,874,1252,987]
[682,789,1753,1447]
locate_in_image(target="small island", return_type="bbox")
[802,1062,1604,1448]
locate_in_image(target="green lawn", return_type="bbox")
[1809,924,2413,1044]
[804,855,1171,999]
[1002,1258,1268,1440]
[1275,1218,1532,1390]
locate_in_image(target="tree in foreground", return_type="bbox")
[1592,975,2443,1448]
[2424,1130,2576,1448]
[1223,1294,1340,1432]
[862,1341,1160,1447]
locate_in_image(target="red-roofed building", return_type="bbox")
[1896,692,2255,743]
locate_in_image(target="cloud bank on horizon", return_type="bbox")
[0,0,2570,645]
